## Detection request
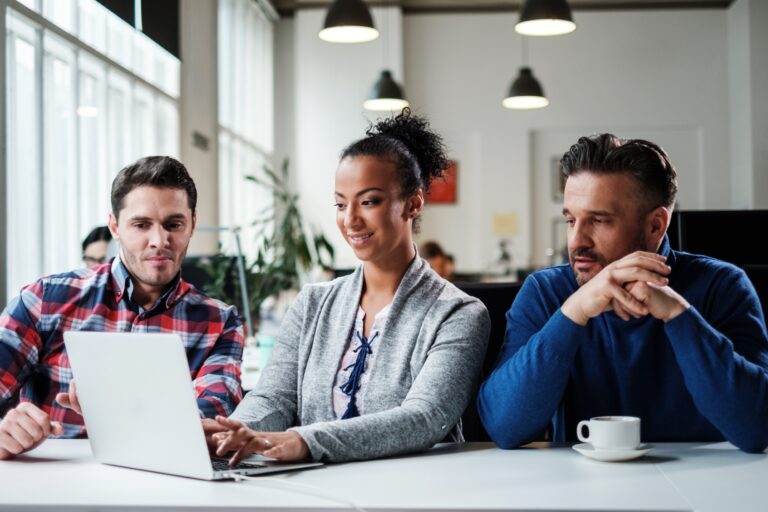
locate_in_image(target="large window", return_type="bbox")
[217,0,275,258]
[4,0,180,302]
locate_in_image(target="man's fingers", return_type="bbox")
[5,406,51,446]
[611,267,669,287]
[50,422,64,437]
[613,254,670,275]
[0,432,25,457]
[69,381,82,413]
[610,284,648,317]
[55,393,71,408]
[7,421,38,451]
[17,402,49,423]
[610,300,632,321]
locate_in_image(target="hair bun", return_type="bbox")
[367,108,449,191]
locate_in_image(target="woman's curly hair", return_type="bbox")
[341,108,450,199]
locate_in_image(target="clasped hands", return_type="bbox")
[562,251,690,326]
[202,417,309,465]
[0,381,82,460]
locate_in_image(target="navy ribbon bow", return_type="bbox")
[339,331,379,419]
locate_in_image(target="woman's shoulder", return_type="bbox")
[437,280,488,313]
[409,267,488,317]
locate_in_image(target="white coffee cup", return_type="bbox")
[576,416,641,451]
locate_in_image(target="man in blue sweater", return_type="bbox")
[478,134,768,453]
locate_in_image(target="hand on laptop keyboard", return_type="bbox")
[212,416,310,464]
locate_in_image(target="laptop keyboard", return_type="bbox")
[211,458,267,472]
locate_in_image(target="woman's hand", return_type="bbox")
[212,416,310,464]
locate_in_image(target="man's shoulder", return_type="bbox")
[672,250,745,285]
[673,249,741,272]
[506,264,575,313]
[30,266,110,296]
[526,264,575,289]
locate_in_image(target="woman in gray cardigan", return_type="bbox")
[212,109,490,463]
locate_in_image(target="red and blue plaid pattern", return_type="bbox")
[0,258,244,438]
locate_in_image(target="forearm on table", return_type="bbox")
[478,310,585,448]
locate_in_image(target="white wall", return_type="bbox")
[728,0,752,208]
[179,0,219,255]
[274,17,295,189]
[292,7,405,268]
[733,0,768,209]
[276,5,766,272]
[405,9,730,270]
[0,0,7,301]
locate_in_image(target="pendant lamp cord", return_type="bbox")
[522,35,528,67]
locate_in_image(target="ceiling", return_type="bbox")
[272,0,733,16]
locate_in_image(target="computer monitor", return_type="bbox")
[668,210,768,266]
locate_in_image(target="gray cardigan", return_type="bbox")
[230,256,490,462]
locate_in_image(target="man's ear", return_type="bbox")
[191,211,197,233]
[108,213,119,240]
[645,206,670,250]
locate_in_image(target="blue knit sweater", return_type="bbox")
[478,238,768,453]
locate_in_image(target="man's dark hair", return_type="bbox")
[110,156,197,218]
[559,134,678,212]
[81,226,112,252]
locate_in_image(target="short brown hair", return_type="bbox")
[111,156,197,218]
[560,134,678,211]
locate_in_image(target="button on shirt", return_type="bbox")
[0,258,244,438]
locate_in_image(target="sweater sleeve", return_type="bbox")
[290,299,490,462]
[228,290,307,432]
[664,268,768,453]
[477,275,589,448]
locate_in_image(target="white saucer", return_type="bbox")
[572,443,653,462]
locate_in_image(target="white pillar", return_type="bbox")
[728,0,768,209]
[179,0,219,255]
[0,0,8,303]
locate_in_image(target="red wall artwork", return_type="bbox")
[428,160,457,204]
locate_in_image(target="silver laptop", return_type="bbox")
[63,331,322,480]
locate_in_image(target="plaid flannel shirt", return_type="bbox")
[0,257,244,438]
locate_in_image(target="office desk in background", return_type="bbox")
[1,440,766,511]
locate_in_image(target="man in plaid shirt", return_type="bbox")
[0,156,244,459]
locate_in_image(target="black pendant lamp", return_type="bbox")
[364,70,409,111]
[515,0,576,37]
[502,67,549,109]
[319,0,379,43]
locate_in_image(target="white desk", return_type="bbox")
[1,440,766,511]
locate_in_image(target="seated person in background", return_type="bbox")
[478,133,768,453]
[81,226,112,269]
[420,240,451,279]
[0,156,244,460]
[444,254,455,281]
[211,109,490,464]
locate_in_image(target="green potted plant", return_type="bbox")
[199,159,334,335]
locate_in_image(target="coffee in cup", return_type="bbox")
[576,416,641,451]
